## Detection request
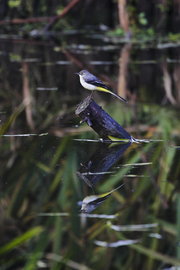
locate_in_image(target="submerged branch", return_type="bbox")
[0,17,51,25]
[75,96,132,141]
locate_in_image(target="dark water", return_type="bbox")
[0,34,180,269]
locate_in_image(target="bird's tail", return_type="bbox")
[111,91,127,103]
[97,86,127,103]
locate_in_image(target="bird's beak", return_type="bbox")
[75,72,79,75]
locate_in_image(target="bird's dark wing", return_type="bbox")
[86,77,111,91]
[86,75,127,103]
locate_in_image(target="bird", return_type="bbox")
[76,70,127,103]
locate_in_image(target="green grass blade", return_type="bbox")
[0,226,43,255]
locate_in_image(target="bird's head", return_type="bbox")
[75,70,89,77]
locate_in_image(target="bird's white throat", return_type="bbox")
[79,75,96,91]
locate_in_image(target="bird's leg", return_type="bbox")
[90,91,93,99]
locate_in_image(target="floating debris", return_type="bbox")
[0,133,48,137]
[120,162,153,167]
[22,58,41,63]
[110,223,158,232]
[94,239,139,248]
[38,212,117,219]
[149,233,162,239]
[36,87,58,91]
[56,61,70,65]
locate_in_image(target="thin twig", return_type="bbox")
[44,0,82,31]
